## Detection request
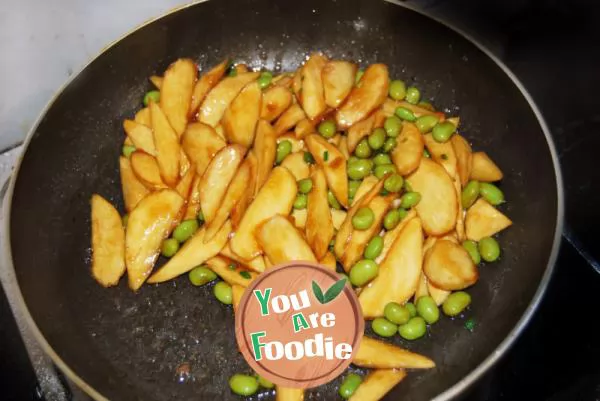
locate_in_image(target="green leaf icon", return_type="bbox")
[312,281,325,303]
[312,278,347,304]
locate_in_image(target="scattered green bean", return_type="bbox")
[432,121,456,142]
[405,302,417,317]
[418,101,434,111]
[442,291,472,316]
[304,151,315,164]
[293,193,308,209]
[161,238,179,258]
[257,71,273,89]
[423,148,431,158]
[388,80,407,100]
[384,116,402,138]
[479,237,501,262]
[298,178,313,194]
[355,138,372,158]
[405,87,421,104]
[349,259,378,286]
[374,163,396,179]
[229,374,258,396]
[328,191,342,210]
[462,240,481,264]
[355,69,364,84]
[339,373,362,399]
[384,174,404,193]
[188,265,217,286]
[383,209,401,230]
[479,183,505,205]
[347,159,372,180]
[461,181,480,209]
[173,219,199,243]
[143,90,160,106]
[318,120,337,138]
[348,180,361,199]
[373,153,392,165]
[415,115,440,133]
[398,317,427,340]
[384,302,411,325]
[258,376,275,389]
[383,137,397,153]
[368,128,386,150]
[395,107,417,122]
[197,210,205,224]
[372,317,397,337]
[364,236,384,260]
[214,281,233,305]
[122,145,136,158]
[276,140,292,164]
[416,296,440,324]
[352,207,375,230]
[400,192,421,209]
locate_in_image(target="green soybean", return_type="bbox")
[352,207,375,230]
[383,209,401,230]
[416,296,440,324]
[461,181,480,209]
[293,193,308,209]
[258,376,275,389]
[442,291,472,317]
[479,183,505,205]
[197,210,205,224]
[384,174,404,193]
[368,128,386,150]
[304,151,316,164]
[423,148,431,158]
[400,192,421,209]
[339,373,362,399]
[462,240,481,264]
[161,238,179,257]
[373,153,392,165]
[389,80,407,100]
[418,101,434,111]
[364,236,384,260]
[214,281,233,305]
[415,115,440,133]
[384,302,411,325]
[298,178,313,194]
[372,317,397,338]
[479,237,501,262]
[398,316,427,340]
[188,265,217,286]
[349,259,378,286]
[355,138,372,158]
[276,140,292,164]
[348,180,361,199]
[374,163,396,179]
[355,69,364,84]
[404,180,413,191]
[395,106,417,122]
[122,145,136,158]
[405,302,417,317]
[432,121,456,143]
[229,374,258,396]
[257,71,273,89]
[347,159,372,180]
[328,191,342,210]
[405,87,421,104]
[143,90,160,106]
[397,208,408,220]
[384,116,403,138]
[173,219,199,243]
[318,119,337,138]
[383,137,397,153]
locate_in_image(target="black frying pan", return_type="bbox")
[5,0,563,399]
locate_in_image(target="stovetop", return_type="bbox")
[2,0,599,400]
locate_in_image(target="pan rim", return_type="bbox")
[3,0,564,400]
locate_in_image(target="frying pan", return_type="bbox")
[5,0,563,399]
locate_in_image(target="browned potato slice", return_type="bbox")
[261,85,293,122]
[214,124,226,140]
[351,175,378,206]
[150,102,181,187]
[231,152,258,229]
[451,134,473,186]
[338,136,350,159]
[298,53,328,120]
[273,73,294,88]
[232,284,245,312]
[189,59,228,117]
[199,72,260,127]
[234,64,249,74]
[220,242,266,273]
[150,75,163,89]
[181,122,227,176]
[335,64,389,129]
[471,151,504,182]
[257,215,317,265]
[392,122,424,176]
[281,152,310,180]
[348,369,407,401]
[278,134,305,153]
[415,272,429,300]
[205,256,259,287]
[322,60,357,108]
[306,168,334,260]
[179,148,191,177]
[328,134,342,147]
[331,209,347,230]
[183,174,202,220]
[274,103,306,136]
[295,118,316,139]
[147,221,231,283]
[199,145,245,224]
[175,168,195,199]
[91,195,125,287]
[253,120,277,195]
[347,113,374,153]
[454,179,466,241]
[119,156,150,212]
[465,198,512,240]
[359,218,423,318]
[222,81,262,147]
[424,133,458,179]
[428,281,451,305]
[291,208,307,229]
[276,387,304,401]
[382,99,446,120]
[124,119,156,156]
[375,209,417,264]
[230,167,297,260]
[424,239,478,290]
[407,158,457,236]
[305,134,348,207]
[134,107,151,126]
[354,337,435,369]
[319,251,337,270]
[160,58,196,136]
[130,152,168,190]
[126,190,184,290]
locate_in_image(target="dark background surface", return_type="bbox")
[1,0,599,399]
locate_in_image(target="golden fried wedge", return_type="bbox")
[322,60,357,108]
[465,198,512,241]
[220,242,265,273]
[119,156,150,212]
[424,239,478,290]
[199,145,245,224]
[199,72,259,127]
[274,103,306,136]
[291,208,307,229]
[347,113,374,153]
[319,251,337,270]
[91,195,125,287]
[253,120,277,195]
[149,75,163,89]
[150,102,181,187]
[261,85,293,122]
[451,134,473,186]
[299,53,328,120]
[354,337,435,369]
[232,284,245,312]
[348,369,407,401]
[175,167,195,199]
[454,179,466,241]
[160,58,197,136]
[183,174,202,220]
[181,122,227,176]
[134,107,151,126]
[415,272,429,300]
[428,281,451,305]
[281,152,310,180]
[130,151,168,190]
[392,122,424,176]
[276,387,304,401]
[331,209,347,230]
[375,209,417,264]
[231,152,258,229]
[189,59,228,117]
[407,158,457,236]
[359,218,423,318]
[147,222,231,283]
[205,256,259,287]
[336,64,389,128]
[295,118,316,139]
[306,168,334,260]
[424,133,458,179]
[230,167,297,260]
[470,151,504,182]
[126,190,184,290]
[305,134,348,207]
[351,175,378,206]
[123,119,156,156]
[222,81,262,147]
[257,215,317,265]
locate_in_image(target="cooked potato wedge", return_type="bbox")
[392,122,424,176]
[415,272,429,300]
[347,113,374,153]
[160,58,197,136]
[471,151,504,182]
[175,168,195,199]
[273,73,294,88]
[126,190,184,290]
[91,195,125,287]
[199,72,260,127]
[150,102,181,186]
[428,281,451,305]
[232,284,245,312]
[220,242,265,273]
[299,53,328,120]
[306,168,334,260]
[331,209,347,230]
[336,64,389,128]
[253,120,277,195]
[274,103,306,136]
[234,64,249,74]
[295,118,316,139]
[319,251,337,270]
[147,221,231,283]
[291,208,307,229]
[338,136,350,159]
[465,198,512,241]
[424,133,458,179]
[375,209,417,264]
[454,179,466,241]
[179,148,191,177]
[130,151,168,190]
[305,134,348,207]
[205,255,259,287]
[407,158,457,236]
[199,145,245,224]
[257,215,317,265]
[189,59,229,117]
[451,134,473,186]
[354,336,435,369]
[119,156,150,212]
[261,85,293,122]
[322,60,357,108]
[124,120,156,156]
[281,152,310,180]
[423,239,478,290]
[222,81,262,147]
[359,218,423,318]
[231,152,258,228]
[149,75,163,89]
[351,175,378,206]
[183,174,202,220]
[278,134,305,153]
[276,387,304,401]
[230,167,297,260]
[134,107,151,126]
[348,369,407,401]
[181,122,227,176]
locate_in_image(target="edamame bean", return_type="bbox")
[479,183,505,205]
[122,214,129,227]
[214,281,233,305]
[405,87,421,104]
[352,207,375,230]
[197,210,205,224]
[383,209,401,230]
[143,90,160,106]
[384,174,404,193]
[383,137,397,153]
[355,69,364,84]
[418,101,434,111]
[398,316,427,340]
[318,120,337,138]
[339,373,362,399]
[276,140,292,164]
[405,302,417,317]
[372,317,397,337]
[479,237,500,262]
[258,376,274,389]
[423,148,431,158]
[373,153,392,165]
[188,265,217,286]
[349,259,378,286]
[384,302,411,325]
[384,116,403,138]
[388,79,407,100]
[374,163,396,179]
[298,178,313,194]
[404,180,413,191]
[173,219,199,243]
[122,145,136,158]
[462,240,481,264]
[395,107,417,122]
[348,180,361,199]
[364,236,384,260]
[432,121,456,142]
[368,128,386,150]
[161,238,179,257]
[328,191,342,210]
[257,71,273,89]
[355,138,372,158]
[293,193,308,209]
[415,115,440,133]
[442,291,472,316]
[229,374,258,396]
[304,151,315,164]
[400,192,421,209]
[416,296,440,324]
[461,181,480,209]
[397,208,408,220]
[347,159,372,180]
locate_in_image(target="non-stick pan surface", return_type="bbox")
[6,0,562,399]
